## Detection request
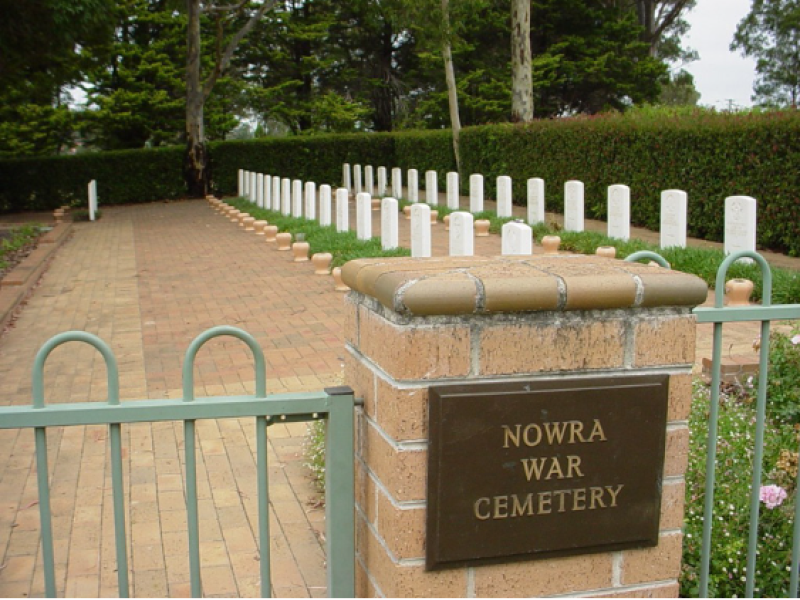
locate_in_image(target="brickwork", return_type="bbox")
[347,256,707,598]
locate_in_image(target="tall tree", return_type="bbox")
[511,0,533,121]
[185,0,277,197]
[732,0,800,108]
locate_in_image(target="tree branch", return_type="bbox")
[653,0,693,41]
[202,0,280,100]
[202,1,249,13]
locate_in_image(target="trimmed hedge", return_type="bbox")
[460,111,800,256]
[0,146,186,212]
[2,110,800,255]
[209,132,396,196]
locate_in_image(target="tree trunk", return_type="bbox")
[511,0,533,122]
[441,0,462,172]
[185,0,208,198]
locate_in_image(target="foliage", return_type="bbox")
[757,326,800,424]
[529,222,800,304]
[304,420,327,493]
[732,0,800,107]
[681,380,798,597]
[0,224,43,271]
[659,69,701,106]
[0,146,186,212]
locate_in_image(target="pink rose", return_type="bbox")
[760,484,787,509]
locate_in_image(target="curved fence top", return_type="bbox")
[182,326,267,401]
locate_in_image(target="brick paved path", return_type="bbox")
[0,197,796,597]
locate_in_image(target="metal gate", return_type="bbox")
[0,326,355,598]
[628,249,800,596]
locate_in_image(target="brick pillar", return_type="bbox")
[342,255,708,598]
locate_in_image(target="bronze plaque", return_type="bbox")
[426,374,669,570]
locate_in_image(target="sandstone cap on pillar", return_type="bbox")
[341,255,708,317]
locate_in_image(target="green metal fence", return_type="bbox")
[0,325,355,598]
[627,249,800,596]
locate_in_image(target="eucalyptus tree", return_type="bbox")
[732,0,800,107]
[185,0,279,197]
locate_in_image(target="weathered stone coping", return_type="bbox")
[341,255,709,316]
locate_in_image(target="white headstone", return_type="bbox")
[343,163,351,195]
[724,195,757,260]
[250,172,258,202]
[281,178,291,215]
[607,184,630,241]
[564,180,585,232]
[292,180,303,217]
[264,174,272,210]
[305,182,316,220]
[391,168,402,199]
[381,197,399,250]
[377,167,387,197]
[319,185,332,227]
[660,190,688,249]
[449,211,474,256]
[497,176,513,217]
[353,164,362,196]
[243,170,249,198]
[470,174,484,213]
[447,172,459,209]
[256,174,265,208]
[272,177,281,213]
[238,169,244,197]
[501,222,533,255]
[527,178,545,225]
[408,169,419,203]
[410,203,432,258]
[365,165,374,196]
[356,192,372,240]
[336,188,349,232]
[88,180,97,222]
[426,170,438,206]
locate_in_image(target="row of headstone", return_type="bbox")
[241,168,756,259]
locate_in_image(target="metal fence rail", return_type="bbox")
[0,326,355,598]
[627,250,800,597]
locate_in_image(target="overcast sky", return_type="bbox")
[682,0,758,109]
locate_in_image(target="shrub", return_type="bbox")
[757,326,800,424]
[682,380,798,597]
